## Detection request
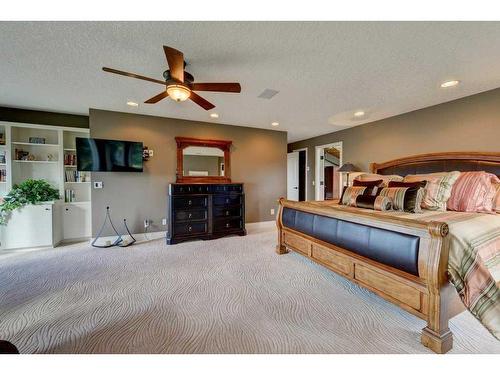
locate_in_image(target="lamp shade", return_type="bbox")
[338,163,360,173]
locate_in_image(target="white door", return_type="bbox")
[287,152,300,201]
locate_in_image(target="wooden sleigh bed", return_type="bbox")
[276,152,500,353]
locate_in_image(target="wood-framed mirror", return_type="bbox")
[175,137,232,183]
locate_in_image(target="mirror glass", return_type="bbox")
[182,146,225,177]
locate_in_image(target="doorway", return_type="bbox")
[287,148,308,201]
[315,142,343,201]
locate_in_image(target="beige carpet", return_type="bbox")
[0,223,499,354]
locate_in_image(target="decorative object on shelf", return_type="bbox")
[0,169,6,182]
[0,132,5,145]
[0,179,60,225]
[0,151,5,164]
[338,162,361,186]
[47,153,54,162]
[29,137,46,144]
[15,149,29,161]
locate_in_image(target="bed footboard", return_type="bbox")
[275,198,463,354]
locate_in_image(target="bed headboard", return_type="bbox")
[370,152,500,177]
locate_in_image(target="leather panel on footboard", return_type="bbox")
[282,208,420,276]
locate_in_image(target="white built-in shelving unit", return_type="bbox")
[0,122,92,250]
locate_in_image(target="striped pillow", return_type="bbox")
[378,186,423,213]
[340,186,366,205]
[493,183,500,213]
[404,171,460,211]
[447,172,500,213]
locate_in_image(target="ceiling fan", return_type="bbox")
[102,46,241,110]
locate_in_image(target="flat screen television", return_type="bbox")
[76,137,143,172]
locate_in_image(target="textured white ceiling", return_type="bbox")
[1,22,500,142]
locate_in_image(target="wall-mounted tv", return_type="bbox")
[76,137,143,172]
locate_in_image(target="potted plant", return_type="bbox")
[0,179,60,225]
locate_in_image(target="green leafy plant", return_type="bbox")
[0,179,60,225]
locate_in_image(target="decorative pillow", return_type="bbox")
[340,186,366,205]
[347,194,393,211]
[403,171,460,211]
[356,173,403,187]
[493,182,500,213]
[378,186,423,213]
[447,172,500,213]
[353,179,384,196]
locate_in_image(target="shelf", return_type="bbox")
[13,160,58,164]
[65,181,90,184]
[0,181,7,184]
[11,141,59,147]
[0,163,6,166]
[64,165,77,168]
[64,148,76,152]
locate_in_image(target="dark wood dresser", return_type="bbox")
[167,183,246,244]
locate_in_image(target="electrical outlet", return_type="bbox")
[144,219,151,228]
[93,181,103,189]
[270,208,275,215]
[148,149,154,157]
[162,218,167,226]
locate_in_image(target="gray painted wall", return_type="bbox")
[90,109,287,235]
[289,87,500,201]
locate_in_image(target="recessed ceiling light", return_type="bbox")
[126,101,139,107]
[440,80,460,88]
[354,111,365,118]
[210,113,219,119]
[271,122,279,127]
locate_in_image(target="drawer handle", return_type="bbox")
[188,226,192,232]
[226,223,230,228]
[226,210,229,216]
[225,198,229,203]
[188,200,192,205]
[188,213,192,218]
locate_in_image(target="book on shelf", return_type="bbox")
[0,168,6,182]
[64,189,76,202]
[64,153,77,166]
[65,170,89,183]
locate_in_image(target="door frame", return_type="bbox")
[292,147,308,201]
[315,141,343,201]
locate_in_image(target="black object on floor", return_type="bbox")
[0,340,19,354]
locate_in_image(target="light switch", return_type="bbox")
[93,181,103,189]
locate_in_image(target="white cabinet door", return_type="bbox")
[62,203,91,240]
[287,152,300,201]
[0,204,54,250]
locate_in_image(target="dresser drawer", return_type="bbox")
[175,209,208,222]
[214,218,243,232]
[213,184,243,193]
[173,196,208,209]
[173,222,208,236]
[213,194,243,206]
[214,206,242,218]
[172,184,210,194]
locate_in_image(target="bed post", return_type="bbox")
[276,197,288,255]
[421,221,453,354]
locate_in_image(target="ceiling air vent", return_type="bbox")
[258,89,279,99]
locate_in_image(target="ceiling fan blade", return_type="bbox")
[102,67,166,85]
[189,91,215,110]
[192,83,241,93]
[144,91,169,104]
[163,46,184,83]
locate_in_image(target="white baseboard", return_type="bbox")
[90,221,275,245]
[246,221,275,230]
[90,231,166,245]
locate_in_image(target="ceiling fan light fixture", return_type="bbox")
[167,84,191,102]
